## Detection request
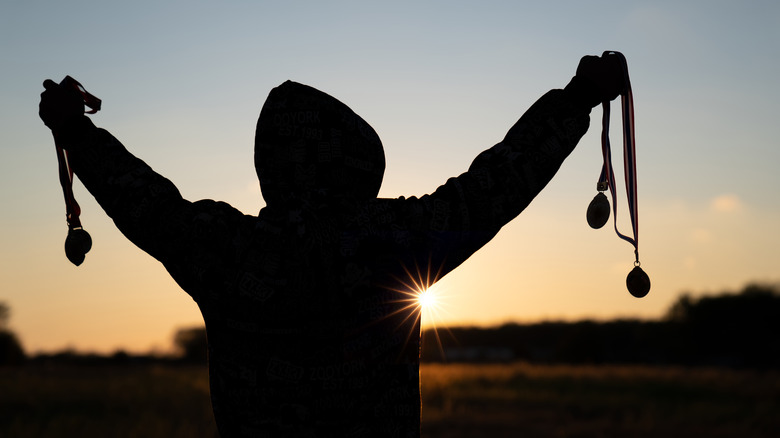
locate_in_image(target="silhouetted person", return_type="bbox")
[39,54,624,437]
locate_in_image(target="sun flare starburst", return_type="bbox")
[382,259,455,361]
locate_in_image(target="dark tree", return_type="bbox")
[173,326,208,363]
[663,283,780,367]
[0,301,25,365]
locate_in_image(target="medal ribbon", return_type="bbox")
[56,140,82,229]
[597,51,640,264]
[55,76,101,230]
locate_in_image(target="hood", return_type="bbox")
[255,81,385,207]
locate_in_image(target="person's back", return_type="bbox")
[142,82,424,436]
[191,205,424,436]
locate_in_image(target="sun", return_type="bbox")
[380,258,457,360]
[417,288,438,312]
[411,284,444,329]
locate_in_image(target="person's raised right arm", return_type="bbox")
[372,54,626,279]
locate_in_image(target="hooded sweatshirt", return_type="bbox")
[59,79,592,437]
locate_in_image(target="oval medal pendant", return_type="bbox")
[626,265,650,298]
[586,192,610,229]
[65,228,92,266]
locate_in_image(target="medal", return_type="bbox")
[588,52,650,297]
[65,227,92,266]
[51,76,101,266]
[626,265,650,298]
[586,183,610,229]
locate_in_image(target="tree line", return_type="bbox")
[2,282,778,368]
[421,283,780,368]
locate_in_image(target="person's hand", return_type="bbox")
[39,79,85,132]
[575,53,626,102]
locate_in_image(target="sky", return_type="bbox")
[1,0,779,354]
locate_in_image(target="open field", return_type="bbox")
[420,363,780,438]
[1,362,778,437]
[0,364,217,438]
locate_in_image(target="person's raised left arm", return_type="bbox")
[39,80,248,273]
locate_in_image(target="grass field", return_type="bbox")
[1,362,778,437]
[420,363,780,438]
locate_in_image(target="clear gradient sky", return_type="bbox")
[2,1,779,354]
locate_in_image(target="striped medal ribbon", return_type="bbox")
[586,51,650,298]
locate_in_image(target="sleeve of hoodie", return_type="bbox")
[382,79,595,276]
[52,120,249,271]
